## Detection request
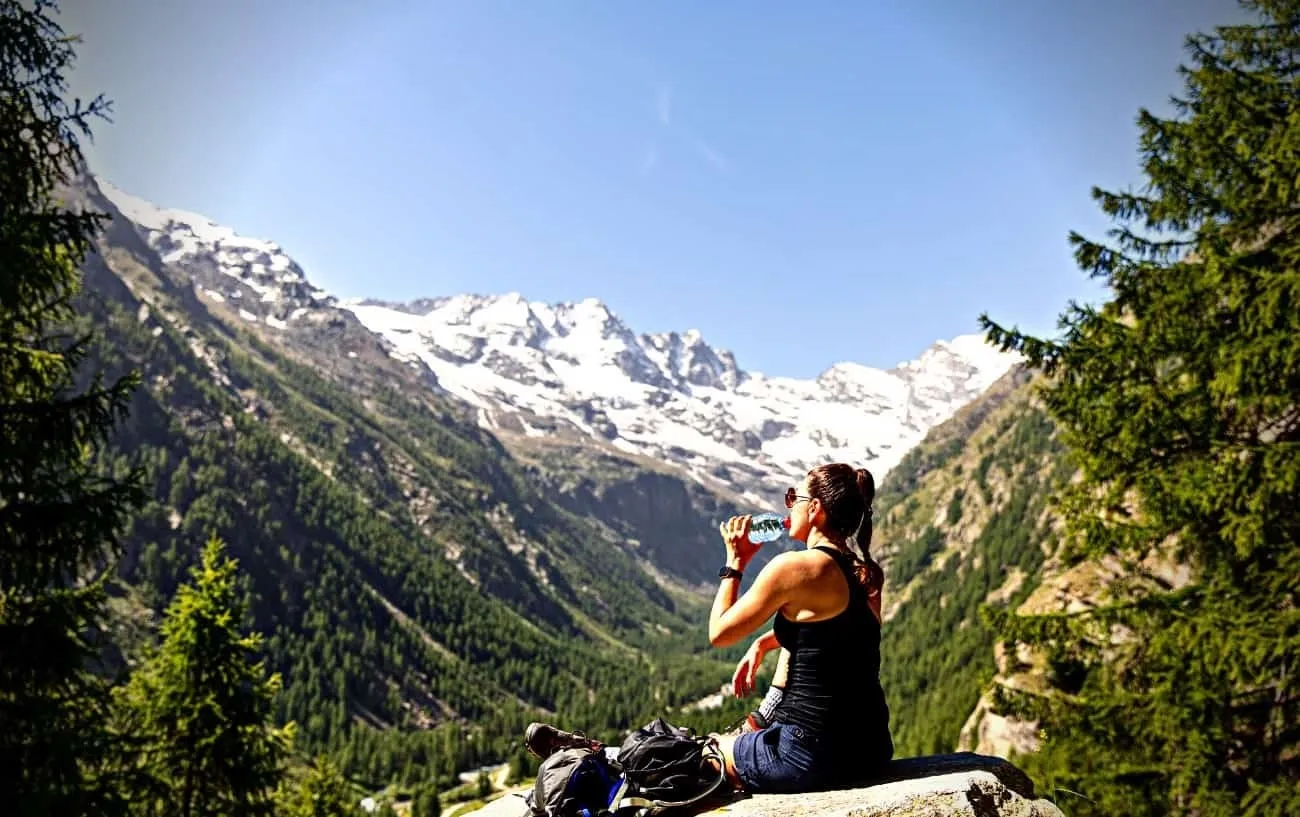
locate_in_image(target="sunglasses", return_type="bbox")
[785,487,814,509]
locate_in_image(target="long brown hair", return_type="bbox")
[806,463,883,600]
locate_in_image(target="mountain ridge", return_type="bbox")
[96,176,1021,507]
[78,169,1068,791]
[76,171,757,785]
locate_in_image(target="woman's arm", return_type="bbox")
[772,646,790,688]
[708,551,800,647]
[732,629,780,697]
[752,629,779,656]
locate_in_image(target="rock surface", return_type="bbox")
[472,753,1062,817]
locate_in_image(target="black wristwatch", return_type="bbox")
[718,565,743,581]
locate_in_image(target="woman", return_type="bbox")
[708,462,893,793]
[522,463,892,793]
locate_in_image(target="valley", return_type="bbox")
[78,171,1036,794]
[11,4,1294,815]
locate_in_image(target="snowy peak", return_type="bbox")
[97,179,335,329]
[644,330,743,390]
[346,295,1021,502]
[97,177,1021,504]
[345,294,750,398]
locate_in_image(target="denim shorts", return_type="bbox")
[732,722,833,794]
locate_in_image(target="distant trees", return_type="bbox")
[277,758,360,817]
[0,5,352,814]
[981,2,1300,815]
[412,783,443,817]
[0,1,145,813]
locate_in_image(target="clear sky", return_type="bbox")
[62,0,1245,379]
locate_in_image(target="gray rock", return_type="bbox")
[471,753,1062,817]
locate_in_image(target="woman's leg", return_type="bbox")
[710,732,744,790]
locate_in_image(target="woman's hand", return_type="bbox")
[719,515,761,568]
[731,639,767,698]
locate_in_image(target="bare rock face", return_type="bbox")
[958,691,1042,760]
[472,753,1062,817]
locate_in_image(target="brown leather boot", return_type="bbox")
[523,722,605,760]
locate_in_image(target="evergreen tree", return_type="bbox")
[476,769,492,800]
[116,537,293,817]
[277,758,359,817]
[0,1,145,813]
[505,750,528,786]
[980,2,1299,815]
[412,783,442,817]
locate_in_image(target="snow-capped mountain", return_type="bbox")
[98,178,1020,504]
[345,295,1019,502]
[98,180,337,330]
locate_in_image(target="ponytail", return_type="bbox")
[852,468,883,599]
[806,463,883,598]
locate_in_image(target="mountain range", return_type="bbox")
[98,178,1020,506]
[77,171,1067,787]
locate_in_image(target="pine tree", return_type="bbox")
[505,750,527,786]
[116,537,293,817]
[277,758,359,817]
[980,2,1300,815]
[0,1,145,813]
[413,783,442,817]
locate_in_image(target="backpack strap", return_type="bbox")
[608,740,729,815]
[606,778,656,815]
[649,741,729,809]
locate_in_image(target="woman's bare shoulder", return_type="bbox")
[766,548,838,579]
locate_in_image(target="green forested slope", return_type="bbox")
[75,179,743,787]
[871,366,1075,756]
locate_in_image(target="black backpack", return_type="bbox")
[615,718,729,811]
[522,719,729,817]
[525,748,625,817]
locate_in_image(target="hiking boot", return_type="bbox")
[524,722,604,759]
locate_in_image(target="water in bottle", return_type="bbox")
[747,512,790,543]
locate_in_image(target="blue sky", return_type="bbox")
[64,0,1244,379]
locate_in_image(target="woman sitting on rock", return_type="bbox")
[524,462,893,795]
[706,462,893,793]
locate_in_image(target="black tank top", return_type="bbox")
[772,546,893,763]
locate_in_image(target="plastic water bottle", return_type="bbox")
[747,512,790,544]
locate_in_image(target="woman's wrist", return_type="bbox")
[756,685,785,721]
[725,553,749,572]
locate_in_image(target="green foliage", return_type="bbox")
[277,758,360,817]
[888,526,945,588]
[74,250,742,783]
[0,2,147,813]
[980,3,1300,814]
[944,489,964,526]
[882,457,1058,755]
[114,537,292,817]
[475,769,492,799]
[505,751,530,787]
[411,783,442,817]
